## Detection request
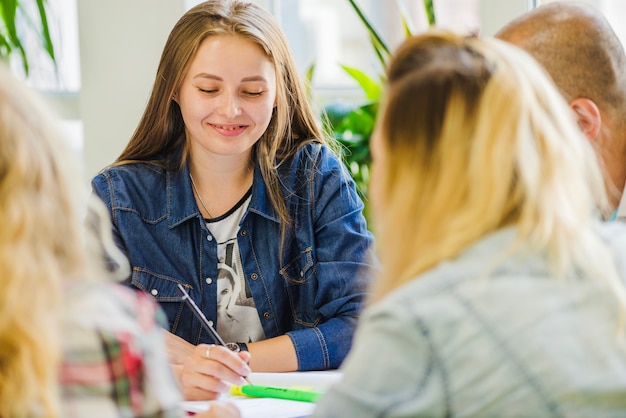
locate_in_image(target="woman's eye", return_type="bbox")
[244,91,263,97]
[199,88,217,93]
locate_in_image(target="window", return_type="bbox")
[16,0,80,92]
[14,0,82,152]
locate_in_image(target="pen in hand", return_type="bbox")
[176,283,253,385]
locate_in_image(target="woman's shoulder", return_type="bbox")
[367,222,626,323]
[280,142,350,187]
[284,142,341,170]
[91,163,175,211]
[363,230,523,321]
[93,162,167,189]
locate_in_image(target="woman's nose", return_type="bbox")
[218,93,242,118]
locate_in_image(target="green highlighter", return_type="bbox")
[230,384,323,403]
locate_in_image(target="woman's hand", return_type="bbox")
[168,335,252,400]
[194,401,241,418]
[165,331,195,365]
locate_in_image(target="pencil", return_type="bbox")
[176,283,254,385]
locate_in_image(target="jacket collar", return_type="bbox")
[166,162,280,228]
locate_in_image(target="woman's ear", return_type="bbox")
[570,98,601,140]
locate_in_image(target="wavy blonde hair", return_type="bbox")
[370,31,624,313]
[0,65,128,416]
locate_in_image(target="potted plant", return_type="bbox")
[323,0,436,224]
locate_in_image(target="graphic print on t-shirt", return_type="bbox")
[216,240,264,343]
[206,192,264,344]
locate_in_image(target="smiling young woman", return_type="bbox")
[91,0,375,402]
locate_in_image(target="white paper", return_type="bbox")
[182,396,315,418]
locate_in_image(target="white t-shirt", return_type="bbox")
[205,189,265,344]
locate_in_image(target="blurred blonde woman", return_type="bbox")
[313,31,626,417]
[0,65,239,417]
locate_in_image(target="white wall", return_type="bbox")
[77,0,185,177]
[480,0,531,36]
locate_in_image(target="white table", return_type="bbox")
[181,371,342,418]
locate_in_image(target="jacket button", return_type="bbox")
[150,289,158,296]
[240,230,247,236]
[205,277,212,285]
[208,320,214,327]
[263,312,271,319]
[206,235,213,241]
[251,273,258,280]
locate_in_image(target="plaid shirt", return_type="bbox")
[60,281,184,417]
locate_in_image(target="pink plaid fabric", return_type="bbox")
[60,282,184,417]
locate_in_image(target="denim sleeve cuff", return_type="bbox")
[286,318,356,371]
[287,328,330,371]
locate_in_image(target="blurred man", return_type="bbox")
[496,2,626,220]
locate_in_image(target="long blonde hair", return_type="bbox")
[370,31,623,312]
[0,65,128,416]
[115,0,332,232]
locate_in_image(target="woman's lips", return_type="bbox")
[211,123,247,137]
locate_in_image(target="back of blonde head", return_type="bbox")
[0,64,111,415]
[0,65,73,416]
[371,31,622,310]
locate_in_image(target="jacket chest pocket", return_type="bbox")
[279,247,319,327]
[131,268,187,332]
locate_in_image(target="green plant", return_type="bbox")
[322,0,435,221]
[0,0,56,76]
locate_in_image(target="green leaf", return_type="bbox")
[305,62,315,84]
[369,33,388,72]
[360,101,379,119]
[323,101,355,129]
[401,15,412,38]
[340,64,382,102]
[304,62,315,100]
[36,0,56,64]
[424,0,436,26]
[346,0,389,55]
[333,106,375,156]
[344,106,375,137]
[0,0,20,46]
[16,41,28,74]
[0,33,11,54]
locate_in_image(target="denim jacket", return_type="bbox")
[92,143,374,370]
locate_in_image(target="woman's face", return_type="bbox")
[217,275,233,314]
[177,34,277,162]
